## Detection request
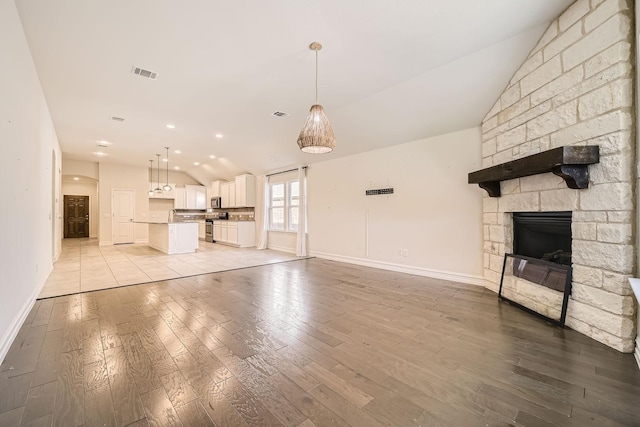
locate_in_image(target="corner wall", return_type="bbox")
[481,0,636,351]
[0,0,62,362]
[307,127,484,285]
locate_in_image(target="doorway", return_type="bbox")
[64,195,90,238]
[112,189,135,244]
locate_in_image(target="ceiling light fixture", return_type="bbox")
[163,147,172,191]
[154,154,163,194]
[174,150,181,154]
[194,162,200,166]
[209,155,216,159]
[297,42,335,154]
[148,159,154,196]
[174,166,180,170]
[215,133,223,139]
[94,151,107,156]
[73,177,80,181]
[166,124,175,129]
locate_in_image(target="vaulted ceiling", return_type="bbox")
[16,0,573,182]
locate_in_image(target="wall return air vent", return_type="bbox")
[131,66,158,80]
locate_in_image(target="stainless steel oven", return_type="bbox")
[205,219,214,242]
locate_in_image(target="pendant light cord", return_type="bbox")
[315,49,318,104]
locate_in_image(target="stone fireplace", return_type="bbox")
[480,0,636,352]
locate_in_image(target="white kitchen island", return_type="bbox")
[147,222,199,254]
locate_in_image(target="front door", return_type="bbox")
[112,189,134,244]
[64,195,89,238]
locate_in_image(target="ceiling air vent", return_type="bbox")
[272,111,289,117]
[132,66,158,80]
[110,116,125,122]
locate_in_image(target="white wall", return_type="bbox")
[0,0,62,362]
[62,180,99,238]
[98,163,150,244]
[63,158,99,180]
[307,127,484,285]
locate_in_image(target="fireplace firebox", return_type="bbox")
[498,211,573,326]
[513,212,572,265]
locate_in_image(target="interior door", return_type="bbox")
[113,189,134,244]
[63,195,89,238]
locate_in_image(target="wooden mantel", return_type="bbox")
[468,146,600,197]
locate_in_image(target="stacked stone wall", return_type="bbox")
[481,0,636,351]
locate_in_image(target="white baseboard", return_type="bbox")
[309,251,485,286]
[0,269,49,365]
[134,239,149,244]
[99,240,112,246]
[267,244,297,254]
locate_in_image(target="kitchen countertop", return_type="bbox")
[131,221,199,224]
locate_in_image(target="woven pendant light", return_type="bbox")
[297,42,335,154]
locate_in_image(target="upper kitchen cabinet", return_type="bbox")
[235,174,255,207]
[207,181,223,200]
[221,181,237,208]
[185,185,207,209]
[174,187,186,209]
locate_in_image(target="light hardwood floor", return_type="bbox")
[40,238,301,299]
[2,258,639,426]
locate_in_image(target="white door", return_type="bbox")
[113,189,134,244]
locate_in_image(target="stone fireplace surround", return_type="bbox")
[481,0,636,352]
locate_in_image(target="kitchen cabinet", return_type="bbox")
[149,183,176,199]
[185,185,206,209]
[148,222,198,254]
[206,180,223,203]
[229,182,236,207]
[235,174,255,207]
[174,187,186,209]
[213,221,254,247]
[227,222,238,245]
[221,182,230,208]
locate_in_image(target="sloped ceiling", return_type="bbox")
[15,0,573,182]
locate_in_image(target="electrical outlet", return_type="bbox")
[400,249,409,257]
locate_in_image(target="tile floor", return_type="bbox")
[39,238,302,299]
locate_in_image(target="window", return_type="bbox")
[269,180,300,232]
[269,183,285,231]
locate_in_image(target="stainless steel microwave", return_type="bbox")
[210,197,222,208]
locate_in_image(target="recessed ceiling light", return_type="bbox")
[73,177,79,181]
[174,150,181,154]
[94,151,107,156]
[209,155,216,159]
[174,166,180,170]
[162,158,168,162]
[166,124,175,129]
[194,162,200,166]
[215,133,223,139]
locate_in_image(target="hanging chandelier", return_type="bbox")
[148,159,154,196]
[154,154,163,194]
[163,147,172,191]
[297,42,336,154]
